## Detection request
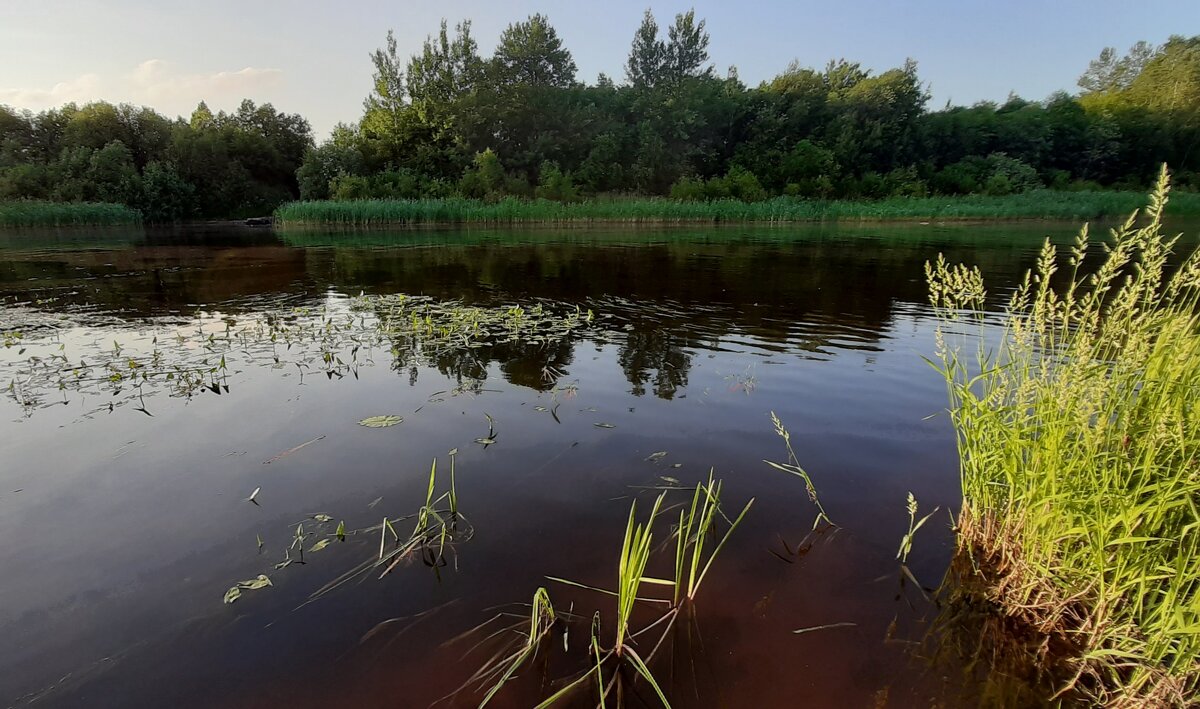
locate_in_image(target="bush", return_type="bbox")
[535,162,579,202]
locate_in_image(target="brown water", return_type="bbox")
[1,222,1186,708]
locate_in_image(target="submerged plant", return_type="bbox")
[926,166,1200,705]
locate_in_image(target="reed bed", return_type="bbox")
[274,191,1200,227]
[0,201,141,227]
[927,167,1200,706]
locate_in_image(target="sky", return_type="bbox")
[1,0,1197,138]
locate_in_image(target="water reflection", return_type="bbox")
[1,221,1185,708]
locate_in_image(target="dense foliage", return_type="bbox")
[0,99,311,220]
[2,12,1198,220]
[295,17,1200,206]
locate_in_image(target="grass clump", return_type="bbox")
[0,201,141,227]
[274,191,1200,227]
[461,474,752,707]
[927,166,1200,705]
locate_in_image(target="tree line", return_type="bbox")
[2,10,1198,219]
[0,99,311,219]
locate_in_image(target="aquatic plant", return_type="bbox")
[274,191,1200,227]
[896,492,936,566]
[467,475,752,707]
[764,411,833,528]
[0,201,142,227]
[926,166,1200,705]
[0,294,592,418]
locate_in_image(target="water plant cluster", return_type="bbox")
[1,295,592,418]
[274,190,1200,227]
[927,167,1200,705]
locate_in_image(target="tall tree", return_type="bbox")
[664,10,711,82]
[625,9,665,88]
[493,14,576,88]
[1079,41,1156,94]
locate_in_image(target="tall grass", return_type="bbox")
[274,191,1200,227]
[927,166,1200,705]
[0,201,141,227]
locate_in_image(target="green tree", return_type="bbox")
[493,14,576,88]
[625,10,665,88]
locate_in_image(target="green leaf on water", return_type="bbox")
[313,514,333,523]
[309,538,333,553]
[645,451,668,462]
[358,415,403,428]
[594,422,616,429]
[224,574,273,604]
[336,520,346,541]
[241,574,272,590]
[474,437,496,445]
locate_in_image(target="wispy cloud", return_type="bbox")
[0,60,284,117]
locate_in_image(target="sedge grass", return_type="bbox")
[274,191,1200,227]
[0,201,141,227]
[927,165,1200,705]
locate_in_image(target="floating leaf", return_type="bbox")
[336,520,346,541]
[660,476,681,485]
[309,538,333,553]
[256,533,264,550]
[474,437,496,445]
[223,574,272,603]
[367,496,383,509]
[645,451,668,462]
[246,487,260,503]
[313,514,333,523]
[359,415,403,428]
[241,574,273,590]
[670,463,683,469]
[533,405,547,412]
[594,422,616,429]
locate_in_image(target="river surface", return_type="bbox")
[1,221,1191,708]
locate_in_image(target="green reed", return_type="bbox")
[927,166,1200,706]
[0,201,141,227]
[274,191,1200,227]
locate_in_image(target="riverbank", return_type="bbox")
[274,190,1200,227]
[0,201,142,227]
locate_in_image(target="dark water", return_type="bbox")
[1,221,1188,708]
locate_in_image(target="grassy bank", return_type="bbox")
[274,190,1200,227]
[0,201,142,227]
[927,169,1200,705]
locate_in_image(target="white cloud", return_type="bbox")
[0,60,284,118]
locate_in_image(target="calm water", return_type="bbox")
[1,221,1188,708]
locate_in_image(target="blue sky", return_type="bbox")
[1,0,1197,137]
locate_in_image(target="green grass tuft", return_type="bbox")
[927,166,1200,706]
